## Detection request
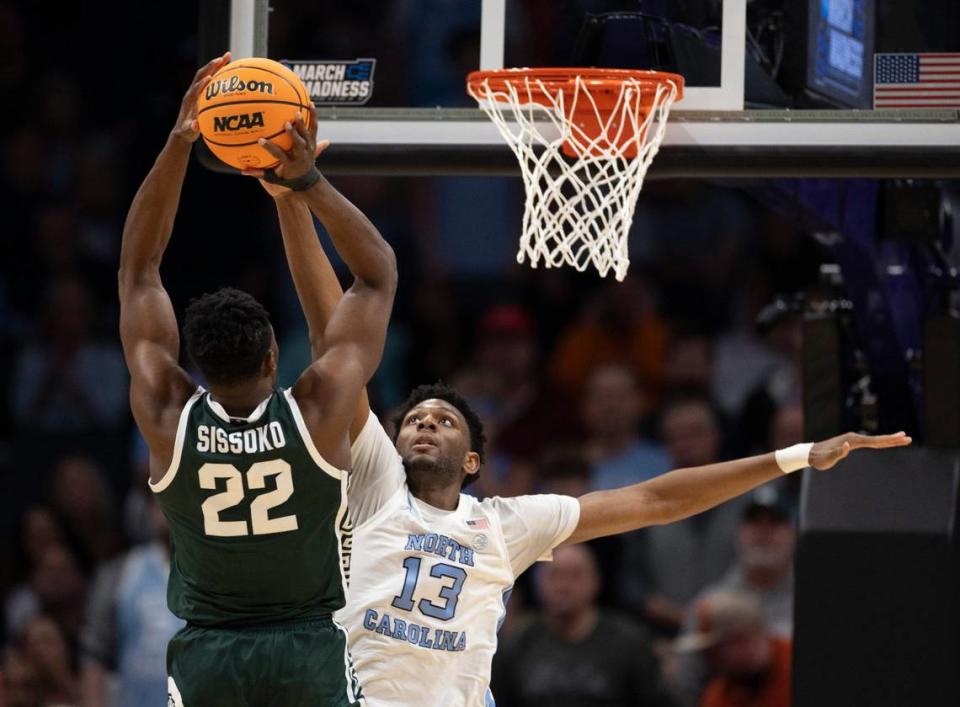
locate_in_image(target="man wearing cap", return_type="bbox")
[675,591,791,707]
[674,484,796,706]
[472,304,577,473]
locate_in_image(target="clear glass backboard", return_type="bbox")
[199,0,960,176]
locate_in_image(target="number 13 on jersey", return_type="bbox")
[391,557,467,621]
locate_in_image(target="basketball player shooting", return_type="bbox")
[118,53,396,706]
[252,162,913,706]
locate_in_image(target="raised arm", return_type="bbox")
[565,431,912,544]
[257,142,370,440]
[252,112,396,456]
[118,53,229,470]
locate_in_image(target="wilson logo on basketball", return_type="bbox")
[213,112,265,132]
[204,75,275,99]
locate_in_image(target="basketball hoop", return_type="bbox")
[467,68,683,281]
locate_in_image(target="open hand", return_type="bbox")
[810,431,912,470]
[171,52,231,143]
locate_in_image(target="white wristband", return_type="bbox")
[775,443,814,473]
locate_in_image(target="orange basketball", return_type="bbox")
[197,58,311,170]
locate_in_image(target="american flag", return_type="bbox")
[466,518,489,530]
[874,53,960,108]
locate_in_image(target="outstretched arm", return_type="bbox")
[119,53,230,472]
[565,431,912,544]
[253,113,396,459]
[261,156,370,441]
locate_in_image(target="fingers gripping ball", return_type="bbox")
[197,58,311,169]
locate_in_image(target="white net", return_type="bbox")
[470,74,680,281]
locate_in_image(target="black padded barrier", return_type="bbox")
[795,447,960,707]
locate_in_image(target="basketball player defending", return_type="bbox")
[248,151,914,704]
[119,53,396,706]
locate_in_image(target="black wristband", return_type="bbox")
[262,166,322,191]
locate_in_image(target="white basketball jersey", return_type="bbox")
[336,413,580,707]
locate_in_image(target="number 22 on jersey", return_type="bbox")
[199,460,298,537]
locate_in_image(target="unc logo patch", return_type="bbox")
[471,533,489,551]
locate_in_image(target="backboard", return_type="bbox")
[199,0,960,177]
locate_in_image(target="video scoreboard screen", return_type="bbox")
[808,0,875,107]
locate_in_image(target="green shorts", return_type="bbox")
[166,616,363,707]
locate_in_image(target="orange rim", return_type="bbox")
[467,67,684,108]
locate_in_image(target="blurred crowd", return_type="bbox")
[1,2,825,706]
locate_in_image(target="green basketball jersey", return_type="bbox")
[151,387,351,628]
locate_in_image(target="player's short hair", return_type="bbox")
[392,382,487,488]
[183,287,272,386]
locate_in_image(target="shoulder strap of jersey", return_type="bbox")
[281,388,347,480]
[149,387,205,493]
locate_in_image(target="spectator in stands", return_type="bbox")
[769,404,803,453]
[674,591,791,707]
[492,543,676,707]
[663,332,714,396]
[673,485,796,705]
[454,305,541,498]
[581,362,672,491]
[11,277,127,432]
[768,404,805,509]
[712,486,795,636]
[475,305,578,467]
[27,201,115,309]
[536,446,623,607]
[661,395,726,472]
[738,298,803,455]
[2,644,42,707]
[550,274,670,394]
[122,434,155,546]
[4,507,66,638]
[80,497,183,707]
[17,507,65,572]
[619,395,745,632]
[469,446,599,638]
[536,445,592,498]
[4,543,86,645]
[20,614,79,706]
[49,456,122,570]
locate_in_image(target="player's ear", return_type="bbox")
[262,348,277,378]
[463,451,481,476]
[262,327,279,379]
